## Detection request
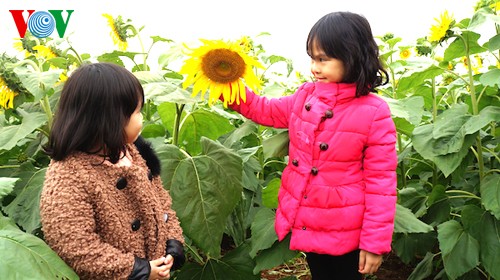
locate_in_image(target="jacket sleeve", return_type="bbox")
[359,100,398,255]
[227,86,301,128]
[40,169,137,279]
[165,239,185,271]
[128,257,151,280]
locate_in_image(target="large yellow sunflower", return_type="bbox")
[103,14,129,51]
[0,77,16,109]
[180,39,264,107]
[429,11,454,43]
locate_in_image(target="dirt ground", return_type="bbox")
[260,252,414,280]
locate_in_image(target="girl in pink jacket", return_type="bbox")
[228,12,397,279]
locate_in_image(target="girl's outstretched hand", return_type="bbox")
[149,255,173,280]
[358,249,382,274]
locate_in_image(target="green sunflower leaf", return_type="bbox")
[0,111,47,151]
[134,71,194,105]
[394,204,434,233]
[397,65,444,92]
[444,31,486,61]
[3,168,46,234]
[479,68,500,88]
[156,138,242,258]
[488,33,500,52]
[0,216,78,280]
[461,205,500,279]
[480,173,500,219]
[437,220,480,280]
[176,243,258,280]
[0,177,19,200]
[253,234,298,275]
[249,208,277,257]
[13,67,63,103]
[178,108,235,155]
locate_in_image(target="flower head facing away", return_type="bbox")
[0,54,32,110]
[429,11,454,43]
[0,76,16,109]
[13,33,41,58]
[103,14,130,51]
[180,39,264,107]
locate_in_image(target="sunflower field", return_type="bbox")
[0,1,499,279]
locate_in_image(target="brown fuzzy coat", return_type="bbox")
[40,143,184,279]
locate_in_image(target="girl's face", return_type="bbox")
[124,103,143,144]
[309,41,345,83]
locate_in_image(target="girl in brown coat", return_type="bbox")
[40,62,184,280]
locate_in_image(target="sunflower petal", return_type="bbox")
[238,80,246,103]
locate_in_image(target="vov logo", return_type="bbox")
[10,10,74,39]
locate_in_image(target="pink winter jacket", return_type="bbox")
[230,82,397,256]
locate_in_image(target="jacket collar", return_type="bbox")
[311,82,357,106]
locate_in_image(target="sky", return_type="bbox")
[1,0,480,74]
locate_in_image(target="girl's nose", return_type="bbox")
[311,61,320,73]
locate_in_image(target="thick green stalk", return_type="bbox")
[126,25,147,70]
[66,46,83,66]
[172,104,184,146]
[431,77,438,186]
[144,99,152,121]
[459,34,485,180]
[40,95,53,131]
[431,77,437,122]
[0,165,21,169]
[390,66,407,188]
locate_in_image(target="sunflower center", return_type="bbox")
[201,49,246,83]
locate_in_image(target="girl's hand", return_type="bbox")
[149,256,173,280]
[358,250,382,274]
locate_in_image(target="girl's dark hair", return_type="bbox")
[44,62,144,163]
[306,11,388,97]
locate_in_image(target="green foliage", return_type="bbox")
[157,138,243,258]
[3,168,46,234]
[176,243,259,280]
[411,104,479,177]
[0,111,47,151]
[0,177,18,198]
[249,208,278,257]
[0,216,78,280]
[0,2,499,279]
[378,2,500,279]
[394,204,434,233]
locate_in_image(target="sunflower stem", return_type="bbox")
[126,24,148,70]
[66,46,83,66]
[40,95,53,132]
[7,59,40,72]
[172,104,185,146]
[144,99,152,121]
[457,33,484,181]
[0,165,21,169]
[388,53,407,188]
[183,242,205,264]
[431,76,438,186]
